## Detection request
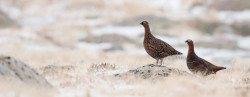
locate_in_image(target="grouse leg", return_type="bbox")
[156,59,159,65]
[160,58,163,66]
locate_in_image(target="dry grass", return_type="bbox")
[0,46,249,97]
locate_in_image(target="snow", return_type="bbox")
[189,6,207,19]
[155,35,185,45]
[77,42,113,51]
[238,37,250,50]
[93,25,143,38]
[76,18,104,26]
[190,47,250,64]
[218,10,250,24]
[20,15,55,28]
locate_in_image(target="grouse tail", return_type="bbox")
[176,51,183,55]
[214,66,226,73]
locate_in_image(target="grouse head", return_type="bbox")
[185,39,193,45]
[140,21,149,26]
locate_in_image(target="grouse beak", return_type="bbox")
[140,22,143,25]
[185,40,188,43]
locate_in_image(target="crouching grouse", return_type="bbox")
[185,39,226,76]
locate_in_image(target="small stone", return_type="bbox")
[5,56,11,59]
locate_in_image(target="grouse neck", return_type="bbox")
[143,25,153,38]
[188,43,196,56]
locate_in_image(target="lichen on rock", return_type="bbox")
[115,64,190,79]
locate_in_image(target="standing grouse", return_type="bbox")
[140,21,182,65]
[185,39,226,76]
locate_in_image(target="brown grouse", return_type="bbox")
[140,21,182,65]
[185,39,226,76]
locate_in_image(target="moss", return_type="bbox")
[232,24,250,36]
[197,22,221,34]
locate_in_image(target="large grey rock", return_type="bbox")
[0,55,51,88]
[115,64,190,79]
[0,9,18,28]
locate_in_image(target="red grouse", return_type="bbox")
[185,39,226,75]
[140,21,182,65]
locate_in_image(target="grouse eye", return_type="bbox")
[140,21,148,25]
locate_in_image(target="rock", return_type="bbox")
[115,64,190,79]
[0,9,18,28]
[0,55,52,88]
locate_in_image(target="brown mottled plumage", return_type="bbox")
[185,39,226,76]
[140,21,182,65]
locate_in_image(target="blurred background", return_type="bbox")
[0,0,250,65]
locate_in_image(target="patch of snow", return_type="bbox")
[18,31,38,39]
[238,37,250,50]
[189,6,207,19]
[218,10,250,24]
[224,33,242,40]
[24,44,58,51]
[76,18,104,26]
[77,42,112,51]
[192,47,250,64]
[1,6,22,19]
[20,15,55,28]
[127,49,146,55]
[93,25,143,38]
[155,35,184,45]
